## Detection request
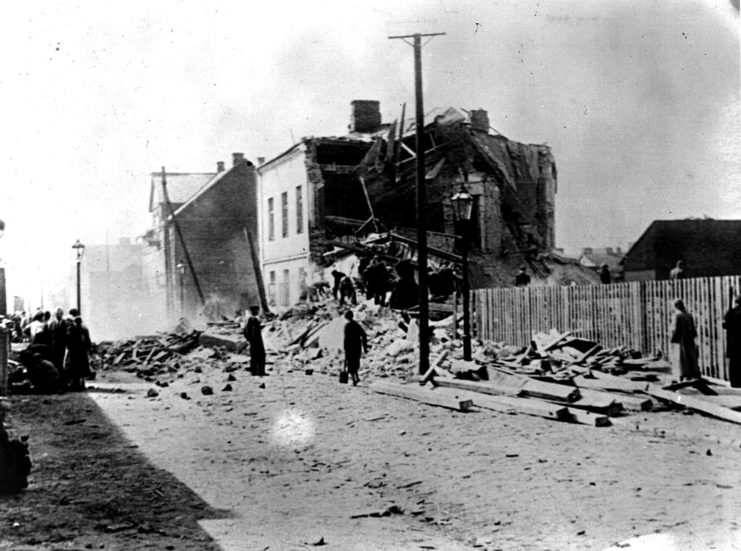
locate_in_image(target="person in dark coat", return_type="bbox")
[66,316,92,391]
[243,306,266,377]
[338,275,356,306]
[723,296,741,388]
[599,264,612,284]
[515,266,531,287]
[49,308,68,372]
[343,311,367,386]
[331,270,346,301]
[670,299,699,381]
[389,260,418,310]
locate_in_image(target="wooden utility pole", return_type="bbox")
[161,167,206,307]
[389,32,445,375]
[244,228,270,314]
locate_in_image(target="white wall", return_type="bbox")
[258,145,311,308]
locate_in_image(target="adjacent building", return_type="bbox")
[623,219,741,281]
[142,153,260,322]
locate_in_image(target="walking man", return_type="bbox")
[723,296,741,388]
[244,306,266,377]
[343,311,368,386]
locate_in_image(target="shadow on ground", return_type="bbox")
[0,391,231,550]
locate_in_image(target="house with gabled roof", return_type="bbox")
[142,153,259,321]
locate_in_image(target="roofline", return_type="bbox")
[257,140,307,172]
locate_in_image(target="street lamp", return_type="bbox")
[72,239,85,314]
[176,262,185,315]
[451,184,474,361]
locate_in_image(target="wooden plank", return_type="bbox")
[577,387,652,412]
[645,384,741,425]
[434,387,571,422]
[575,372,650,393]
[563,407,612,427]
[370,381,473,412]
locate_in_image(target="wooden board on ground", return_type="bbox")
[370,381,473,412]
[563,408,612,427]
[573,382,653,411]
[645,385,741,425]
[577,372,650,393]
[435,371,580,403]
[432,387,570,422]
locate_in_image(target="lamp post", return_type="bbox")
[176,262,185,315]
[72,239,85,314]
[451,184,474,361]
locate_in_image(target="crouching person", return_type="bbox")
[343,311,368,386]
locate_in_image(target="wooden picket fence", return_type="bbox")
[474,275,741,382]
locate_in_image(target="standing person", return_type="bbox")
[723,296,741,388]
[599,264,612,284]
[243,306,266,377]
[343,311,367,386]
[27,312,45,342]
[514,266,531,287]
[669,260,686,280]
[331,270,346,301]
[49,308,68,373]
[670,299,700,381]
[66,316,92,391]
[338,275,356,306]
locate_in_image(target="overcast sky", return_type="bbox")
[1,0,738,304]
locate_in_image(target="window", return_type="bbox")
[268,271,276,306]
[281,191,289,238]
[268,198,275,241]
[296,185,304,234]
[279,268,290,306]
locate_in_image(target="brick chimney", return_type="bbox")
[470,109,489,132]
[257,156,265,165]
[232,152,245,166]
[349,100,381,133]
[217,161,225,172]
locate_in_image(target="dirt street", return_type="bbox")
[78,360,741,551]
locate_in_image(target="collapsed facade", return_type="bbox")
[257,100,592,309]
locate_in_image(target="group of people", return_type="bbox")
[13,308,93,392]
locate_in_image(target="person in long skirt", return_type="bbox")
[670,299,699,381]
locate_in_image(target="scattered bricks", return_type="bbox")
[227,374,237,382]
[222,384,233,392]
[146,388,159,398]
[180,392,190,400]
[201,386,214,396]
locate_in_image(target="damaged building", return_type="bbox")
[257,101,382,307]
[257,100,595,309]
[356,103,594,288]
[142,154,260,321]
